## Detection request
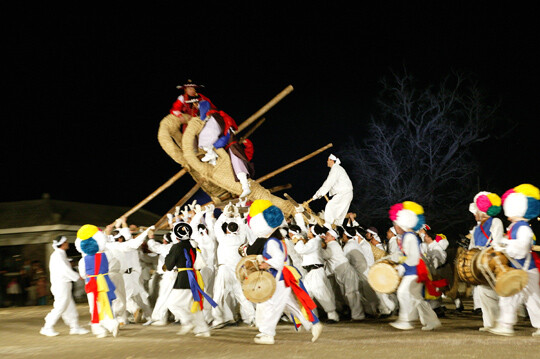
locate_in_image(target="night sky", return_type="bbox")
[3,4,539,223]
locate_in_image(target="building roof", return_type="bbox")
[0,198,160,229]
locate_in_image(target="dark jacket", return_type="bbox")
[164,240,197,289]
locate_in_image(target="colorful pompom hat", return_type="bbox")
[501,184,540,220]
[388,201,426,231]
[469,191,502,217]
[75,224,107,255]
[247,199,285,238]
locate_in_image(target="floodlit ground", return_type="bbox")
[0,300,538,359]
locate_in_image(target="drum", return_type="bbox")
[456,247,528,297]
[241,271,276,303]
[476,247,528,297]
[367,259,401,294]
[370,243,388,261]
[235,255,260,283]
[456,248,486,286]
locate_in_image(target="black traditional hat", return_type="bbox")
[176,79,205,90]
[173,222,193,240]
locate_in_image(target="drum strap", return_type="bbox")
[479,225,493,248]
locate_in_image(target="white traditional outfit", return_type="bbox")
[388,202,441,331]
[247,199,322,345]
[211,211,255,327]
[312,154,353,227]
[146,235,175,325]
[322,229,365,320]
[467,192,504,331]
[294,232,339,322]
[107,228,153,323]
[40,237,88,337]
[489,184,540,337]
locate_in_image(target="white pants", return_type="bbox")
[212,265,255,325]
[324,191,353,226]
[151,271,176,322]
[44,282,80,329]
[475,284,499,328]
[334,263,364,320]
[166,289,209,334]
[198,117,221,149]
[397,275,439,326]
[303,267,337,314]
[258,280,314,337]
[108,272,127,324]
[497,269,540,329]
[124,271,152,318]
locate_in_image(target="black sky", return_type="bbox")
[2,3,539,219]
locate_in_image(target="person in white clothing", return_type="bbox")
[386,226,400,254]
[321,229,365,321]
[103,225,129,326]
[311,154,353,227]
[107,218,153,324]
[293,223,340,322]
[40,236,89,337]
[388,201,441,331]
[418,224,449,317]
[465,191,504,331]
[147,232,176,325]
[247,199,323,345]
[211,205,255,328]
[489,184,540,337]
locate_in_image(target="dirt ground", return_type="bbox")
[0,299,538,359]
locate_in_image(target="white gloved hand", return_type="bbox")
[188,200,197,211]
[194,204,202,213]
[492,243,505,252]
[148,225,156,231]
[389,252,402,263]
[181,209,190,219]
[114,218,122,229]
[295,205,304,213]
[166,213,174,223]
[396,264,405,277]
[175,206,181,216]
[237,197,247,208]
[223,203,233,216]
[205,203,215,214]
[312,194,320,201]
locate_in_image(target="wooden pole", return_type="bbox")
[239,117,266,143]
[115,169,187,223]
[213,183,292,208]
[237,85,294,133]
[255,143,333,184]
[155,183,202,229]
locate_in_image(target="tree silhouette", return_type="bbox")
[339,70,501,235]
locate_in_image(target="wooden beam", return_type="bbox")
[118,169,187,222]
[154,183,201,229]
[237,85,294,133]
[255,143,333,184]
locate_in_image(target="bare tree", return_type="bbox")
[339,70,500,232]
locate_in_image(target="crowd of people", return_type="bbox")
[38,180,540,343]
[37,81,540,343]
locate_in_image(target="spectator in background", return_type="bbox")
[36,276,49,305]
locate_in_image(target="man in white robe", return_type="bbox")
[312,154,353,227]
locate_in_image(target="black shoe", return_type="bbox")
[434,307,446,318]
[473,308,482,316]
[326,319,338,324]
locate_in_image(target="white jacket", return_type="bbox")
[314,163,353,198]
[49,248,80,285]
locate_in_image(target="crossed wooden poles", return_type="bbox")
[112,85,332,229]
